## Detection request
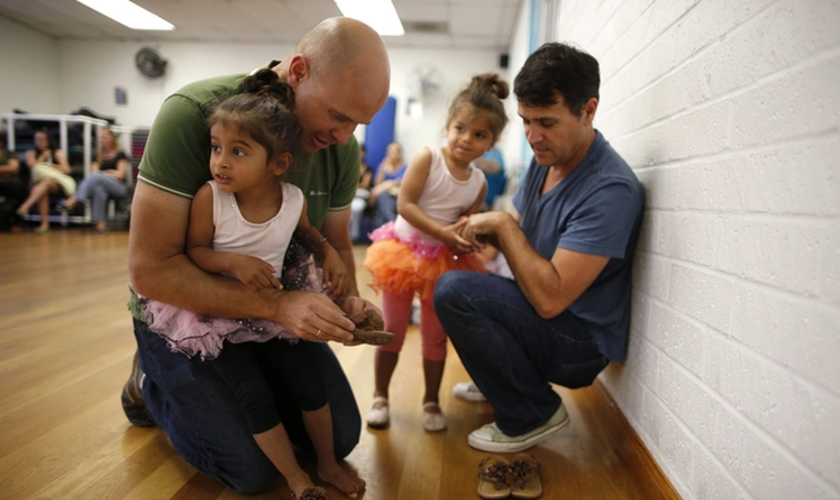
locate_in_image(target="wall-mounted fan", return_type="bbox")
[407,63,444,104]
[135,47,167,78]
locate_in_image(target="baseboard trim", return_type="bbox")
[584,379,683,500]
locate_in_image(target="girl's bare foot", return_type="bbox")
[63,197,78,211]
[318,462,366,498]
[287,471,318,500]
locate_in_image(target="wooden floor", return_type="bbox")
[0,228,680,500]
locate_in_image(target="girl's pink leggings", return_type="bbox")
[378,289,446,361]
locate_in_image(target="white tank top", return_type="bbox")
[394,146,485,245]
[209,180,303,277]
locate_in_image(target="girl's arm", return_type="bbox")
[294,198,348,299]
[26,149,38,170]
[186,184,280,291]
[397,148,480,254]
[52,150,71,174]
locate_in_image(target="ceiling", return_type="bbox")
[0,0,521,50]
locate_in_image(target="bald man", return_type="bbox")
[122,18,390,494]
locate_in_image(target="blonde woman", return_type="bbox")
[369,142,407,227]
[62,127,129,234]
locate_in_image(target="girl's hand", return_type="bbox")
[319,245,349,300]
[438,218,482,254]
[232,255,282,291]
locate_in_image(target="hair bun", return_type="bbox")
[243,68,295,108]
[472,73,509,100]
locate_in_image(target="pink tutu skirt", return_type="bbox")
[363,222,487,300]
[145,302,299,361]
[145,239,320,361]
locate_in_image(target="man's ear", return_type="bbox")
[582,97,599,126]
[286,55,309,89]
[271,152,294,175]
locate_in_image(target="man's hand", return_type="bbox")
[270,290,356,343]
[459,211,514,247]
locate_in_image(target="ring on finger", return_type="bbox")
[316,329,323,338]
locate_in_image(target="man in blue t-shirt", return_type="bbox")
[434,42,644,453]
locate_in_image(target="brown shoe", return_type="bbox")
[121,351,155,427]
[349,309,395,345]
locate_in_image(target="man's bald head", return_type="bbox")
[278,17,391,152]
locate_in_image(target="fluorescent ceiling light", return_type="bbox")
[76,0,175,31]
[334,0,404,36]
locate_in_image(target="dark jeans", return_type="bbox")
[133,318,361,495]
[434,271,609,436]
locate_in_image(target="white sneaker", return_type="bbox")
[453,381,487,402]
[422,402,447,432]
[366,396,390,429]
[468,403,570,453]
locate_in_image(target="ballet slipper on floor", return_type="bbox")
[422,402,447,432]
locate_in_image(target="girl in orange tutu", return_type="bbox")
[363,74,510,431]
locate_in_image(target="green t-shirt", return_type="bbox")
[137,69,359,230]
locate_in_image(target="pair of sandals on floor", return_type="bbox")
[478,453,542,499]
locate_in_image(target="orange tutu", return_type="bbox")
[364,222,487,299]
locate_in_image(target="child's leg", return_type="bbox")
[419,296,448,431]
[210,342,314,497]
[420,296,447,402]
[374,289,414,398]
[266,340,365,497]
[302,404,366,497]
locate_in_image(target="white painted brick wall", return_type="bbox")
[541,0,840,498]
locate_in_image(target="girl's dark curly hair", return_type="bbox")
[209,68,302,161]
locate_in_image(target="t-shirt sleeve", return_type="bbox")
[329,137,360,211]
[137,95,211,199]
[558,180,641,259]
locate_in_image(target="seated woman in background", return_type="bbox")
[17,128,74,234]
[0,133,25,232]
[369,142,407,228]
[349,143,374,242]
[61,127,129,234]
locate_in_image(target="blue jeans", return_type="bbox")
[433,272,609,436]
[375,192,398,228]
[133,318,361,494]
[74,172,127,222]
